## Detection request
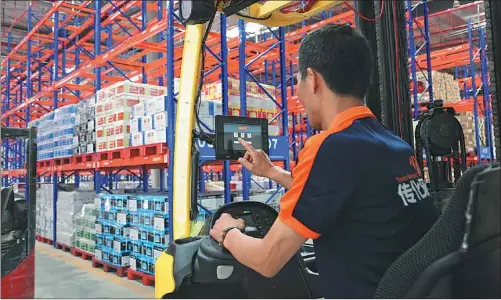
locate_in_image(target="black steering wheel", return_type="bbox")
[201,201,279,258]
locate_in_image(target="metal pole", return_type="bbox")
[52,9,59,247]
[238,19,250,200]
[279,27,290,172]
[94,0,102,193]
[166,0,176,242]
[479,28,494,161]
[423,0,434,103]
[221,14,231,204]
[406,0,419,120]
[141,0,147,83]
[467,20,482,164]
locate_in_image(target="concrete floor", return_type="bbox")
[35,242,154,298]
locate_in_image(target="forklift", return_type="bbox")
[154,0,501,298]
[1,127,37,299]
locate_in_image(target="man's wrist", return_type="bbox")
[267,165,283,181]
[222,227,241,249]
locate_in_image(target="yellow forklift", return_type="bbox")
[154,0,501,298]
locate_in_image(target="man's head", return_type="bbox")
[296,24,373,130]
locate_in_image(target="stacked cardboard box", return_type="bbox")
[74,204,98,254]
[34,112,55,160]
[128,194,169,275]
[56,189,96,246]
[95,81,173,151]
[456,112,487,153]
[416,71,461,104]
[95,193,133,267]
[35,183,54,239]
[73,98,97,155]
[53,105,78,158]
[129,79,179,147]
[200,78,279,135]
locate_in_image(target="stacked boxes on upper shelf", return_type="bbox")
[95,81,172,152]
[416,71,461,104]
[128,194,169,276]
[53,105,77,158]
[33,112,55,160]
[94,193,132,267]
[73,98,97,155]
[200,78,279,135]
[130,79,179,147]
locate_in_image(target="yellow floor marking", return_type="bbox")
[36,242,154,298]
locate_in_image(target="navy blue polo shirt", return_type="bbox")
[279,106,438,298]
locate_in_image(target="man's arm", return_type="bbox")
[237,138,293,189]
[268,166,293,190]
[223,218,307,277]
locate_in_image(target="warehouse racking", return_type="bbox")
[0,0,497,284]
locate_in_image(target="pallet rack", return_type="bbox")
[0,1,355,247]
[406,0,494,163]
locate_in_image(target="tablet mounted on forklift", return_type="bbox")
[214,115,269,160]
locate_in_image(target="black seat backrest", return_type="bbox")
[1,187,13,211]
[1,188,15,234]
[374,163,491,299]
[453,164,500,298]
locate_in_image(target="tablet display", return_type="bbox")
[215,116,269,160]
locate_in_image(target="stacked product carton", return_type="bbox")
[456,112,487,153]
[53,105,77,158]
[416,71,461,104]
[95,193,133,267]
[200,78,279,135]
[95,81,172,151]
[128,194,169,275]
[35,183,54,239]
[34,112,55,160]
[74,204,98,254]
[56,189,96,246]
[129,79,179,147]
[73,98,97,155]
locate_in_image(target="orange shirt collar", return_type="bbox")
[328,105,376,132]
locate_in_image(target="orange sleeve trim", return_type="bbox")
[279,212,320,239]
[279,133,329,239]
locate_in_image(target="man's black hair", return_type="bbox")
[298,24,373,100]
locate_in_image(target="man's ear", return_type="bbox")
[307,67,318,94]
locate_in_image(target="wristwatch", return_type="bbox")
[219,226,242,247]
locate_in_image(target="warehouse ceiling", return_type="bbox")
[0,0,484,65]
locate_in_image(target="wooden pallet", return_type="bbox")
[55,242,72,253]
[91,258,128,277]
[127,268,155,286]
[36,234,53,245]
[71,248,94,260]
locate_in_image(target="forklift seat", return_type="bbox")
[375,163,500,298]
[1,187,28,235]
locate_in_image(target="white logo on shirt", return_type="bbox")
[398,178,430,206]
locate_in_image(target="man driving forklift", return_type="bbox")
[209,24,439,298]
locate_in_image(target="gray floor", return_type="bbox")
[35,242,154,298]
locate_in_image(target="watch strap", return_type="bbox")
[219,226,241,247]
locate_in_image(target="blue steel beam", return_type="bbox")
[166,0,176,242]
[467,20,482,164]
[220,14,231,204]
[238,20,251,201]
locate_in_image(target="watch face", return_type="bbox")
[181,0,192,20]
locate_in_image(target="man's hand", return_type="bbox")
[238,138,293,189]
[210,213,245,246]
[238,138,276,178]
